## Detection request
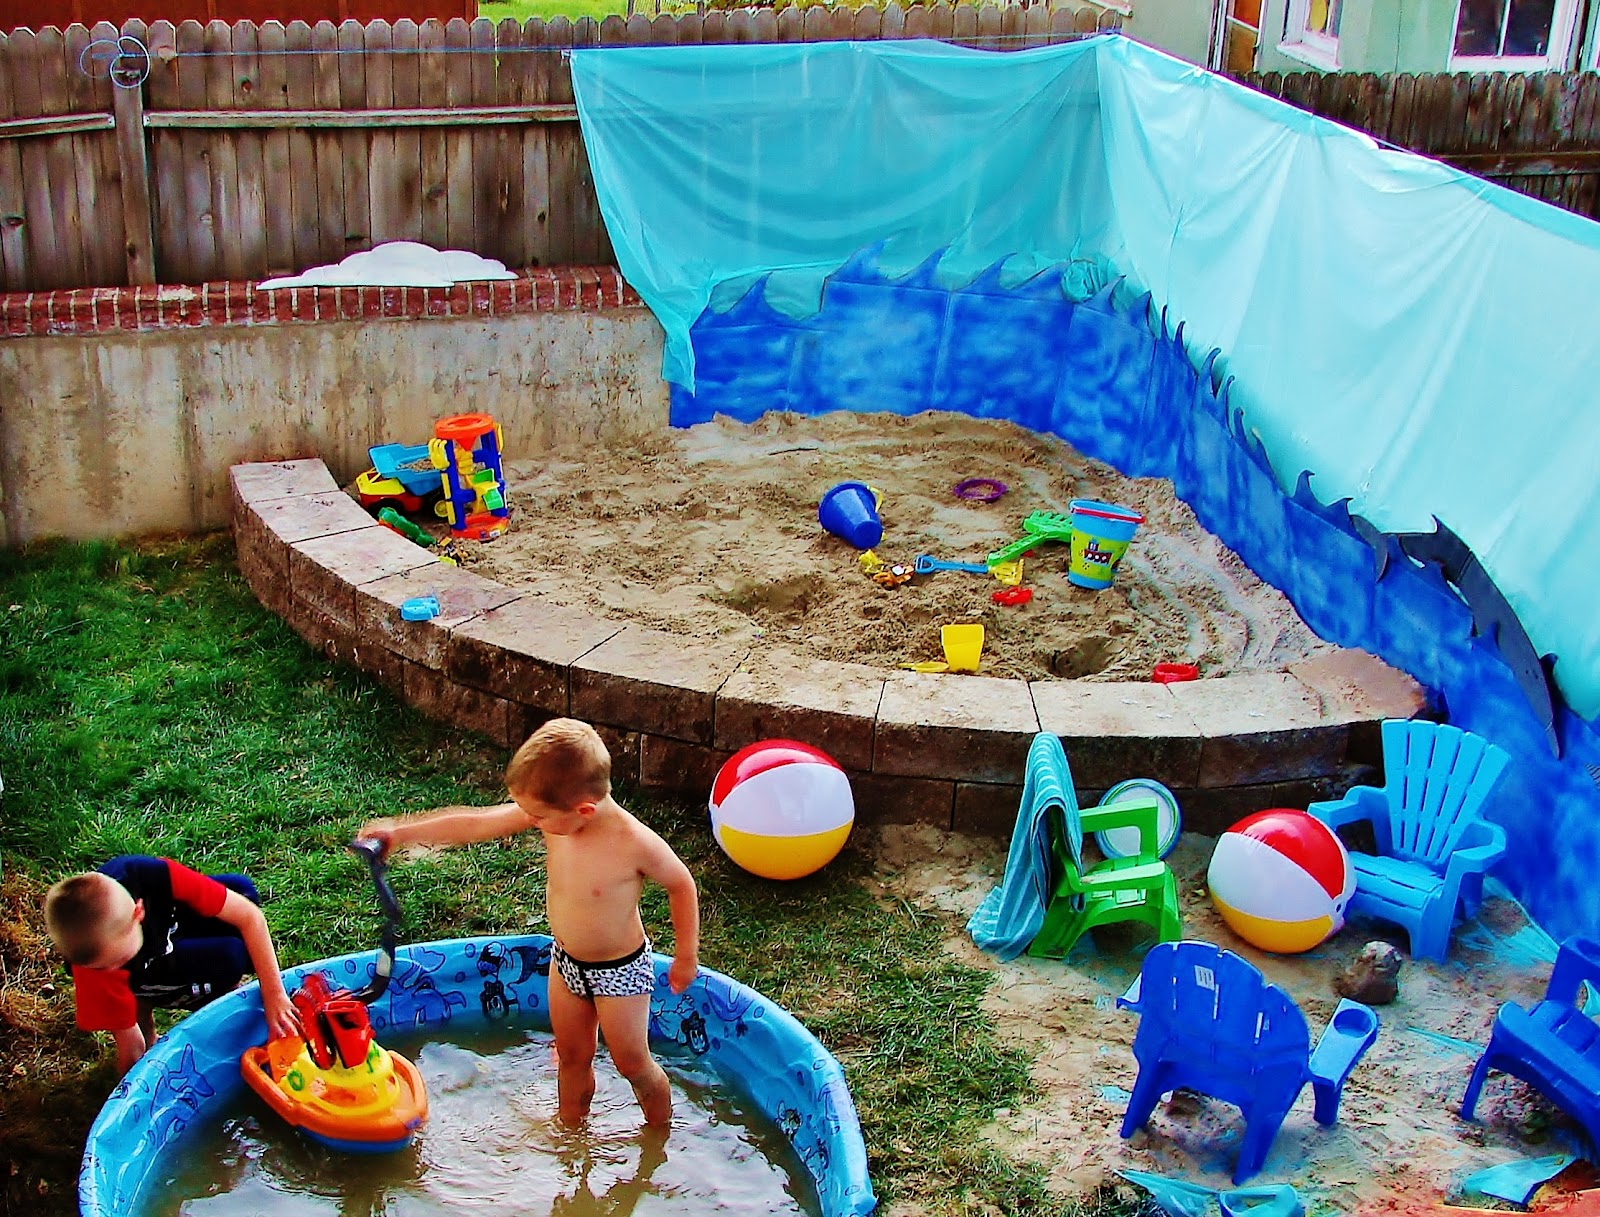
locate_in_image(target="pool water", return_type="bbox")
[136,1025,821,1216]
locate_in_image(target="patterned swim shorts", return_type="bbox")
[550,938,656,999]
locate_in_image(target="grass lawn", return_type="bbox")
[480,0,632,23]
[0,534,1145,1216]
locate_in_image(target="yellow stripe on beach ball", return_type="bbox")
[1212,897,1336,956]
[715,822,854,881]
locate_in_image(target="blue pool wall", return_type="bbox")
[669,250,1600,948]
[79,934,875,1217]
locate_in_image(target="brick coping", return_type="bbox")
[0,267,638,339]
[231,458,1426,838]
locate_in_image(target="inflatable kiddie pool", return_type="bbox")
[79,933,876,1217]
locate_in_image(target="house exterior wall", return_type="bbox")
[1123,0,1221,70]
[1255,0,1582,73]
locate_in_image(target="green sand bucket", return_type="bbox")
[1067,500,1143,590]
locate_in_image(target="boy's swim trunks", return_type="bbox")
[550,938,655,999]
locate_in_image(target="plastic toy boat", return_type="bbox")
[240,839,428,1153]
[241,971,428,1153]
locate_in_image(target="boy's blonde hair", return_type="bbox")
[44,873,129,965]
[505,718,612,811]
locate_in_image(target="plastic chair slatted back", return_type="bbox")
[1134,946,1307,1106]
[1386,720,1508,864]
[1122,942,1377,1184]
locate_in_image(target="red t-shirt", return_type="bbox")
[72,858,229,1032]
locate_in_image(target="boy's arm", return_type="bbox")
[111,1024,147,1076]
[640,835,700,994]
[215,889,300,1040]
[360,801,531,853]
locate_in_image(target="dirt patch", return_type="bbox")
[864,822,1572,1215]
[0,865,111,1215]
[453,410,1339,682]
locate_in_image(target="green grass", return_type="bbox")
[0,534,1144,1216]
[480,0,633,24]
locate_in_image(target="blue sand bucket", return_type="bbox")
[819,482,883,550]
[1067,500,1143,590]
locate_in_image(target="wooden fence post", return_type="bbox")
[111,62,157,286]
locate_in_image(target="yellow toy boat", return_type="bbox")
[241,973,428,1153]
[240,840,428,1153]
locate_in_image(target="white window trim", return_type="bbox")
[1448,0,1580,70]
[1279,0,1341,69]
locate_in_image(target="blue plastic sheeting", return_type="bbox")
[79,935,875,1217]
[668,252,1600,947]
[570,35,1600,727]
[1460,1154,1574,1205]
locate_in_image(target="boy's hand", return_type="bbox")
[667,955,698,994]
[356,825,394,858]
[263,990,302,1041]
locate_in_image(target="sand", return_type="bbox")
[399,410,1575,1211]
[868,821,1576,1216]
[457,410,1339,682]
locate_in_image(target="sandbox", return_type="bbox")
[459,409,1338,685]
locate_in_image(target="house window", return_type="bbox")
[1451,0,1578,67]
[1219,0,1263,74]
[1279,0,1342,67]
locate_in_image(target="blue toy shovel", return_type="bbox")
[1118,1171,1304,1217]
[914,554,990,575]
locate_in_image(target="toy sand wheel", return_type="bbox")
[434,413,497,445]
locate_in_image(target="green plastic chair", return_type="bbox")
[1024,734,1183,959]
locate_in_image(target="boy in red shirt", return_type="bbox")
[44,855,299,1076]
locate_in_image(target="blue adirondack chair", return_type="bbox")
[1460,935,1600,1155]
[1307,719,1510,963]
[1118,941,1380,1184]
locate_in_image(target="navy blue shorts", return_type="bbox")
[130,873,259,1012]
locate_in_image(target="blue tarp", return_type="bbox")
[571,35,1600,726]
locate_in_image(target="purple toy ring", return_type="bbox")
[953,477,1008,503]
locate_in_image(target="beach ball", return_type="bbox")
[1207,808,1354,954]
[709,740,855,880]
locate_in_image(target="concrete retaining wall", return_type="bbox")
[0,270,667,547]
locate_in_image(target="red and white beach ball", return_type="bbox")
[1207,808,1355,954]
[709,740,855,881]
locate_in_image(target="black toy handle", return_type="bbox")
[347,837,403,1004]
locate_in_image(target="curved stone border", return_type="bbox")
[231,458,1425,837]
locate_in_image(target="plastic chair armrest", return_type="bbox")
[1443,820,1508,887]
[1309,786,1386,832]
[1082,797,1162,858]
[1547,936,1600,1006]
[1307,999,1379,1125]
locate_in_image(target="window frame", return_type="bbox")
[1278,0,1343,69]
[1448,0,1581,70]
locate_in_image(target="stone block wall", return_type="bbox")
[233,458,1427,836]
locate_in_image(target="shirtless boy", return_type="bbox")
[363,718,700,1126]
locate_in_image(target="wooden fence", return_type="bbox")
[1243,70,1600,222]
[1,2,474,34]
[0,8,1121,292]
